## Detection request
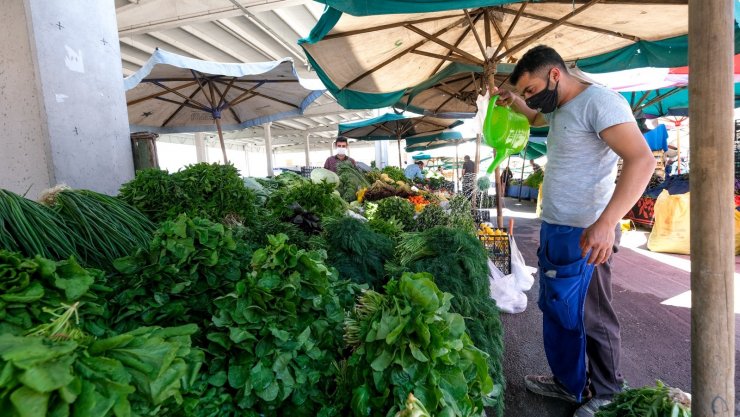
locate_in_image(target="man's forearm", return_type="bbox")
[598,156,656,226]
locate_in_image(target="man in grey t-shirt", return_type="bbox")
[497,46,655,417]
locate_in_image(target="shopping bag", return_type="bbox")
[647,190,690,254]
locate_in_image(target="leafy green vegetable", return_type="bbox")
[0,189,78,261]
[336,163,371,202]
[391,227,505,415]
[311,168,341,185]
[108,214,253,338]
[524,169,544,189]
[43,189,154,271]
[380,167,409,184]
[343,273,495,417]
[367,218,405,244]
[414,204,449,232]
[373,197,415,231]
[323,217,393,288]
[0,250,108,337]
[595,381,691,417]
[193,234,349,417]
[118,163,257,225]
[447,195,476,236]
[267,181,345,222]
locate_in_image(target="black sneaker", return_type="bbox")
[524,375,583,404]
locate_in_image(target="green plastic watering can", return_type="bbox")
[482,96,530,173]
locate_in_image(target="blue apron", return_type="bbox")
[537,222,595,401]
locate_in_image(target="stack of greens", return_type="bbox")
[189,234,350,417]
[343,272,495,417]
[393,227,505,415]
[595,381,691,417]
[372,197,415,231]
[323,217,393,288]
[337,162,370,202]
[118,163,257,225]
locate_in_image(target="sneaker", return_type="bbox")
[524,375,581,404]
[573,398,612,417]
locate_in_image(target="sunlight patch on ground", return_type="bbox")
[620,231,740,314]
[501,207,539,219]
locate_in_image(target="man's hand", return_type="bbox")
[580,219,616,265]
[495,88,516,106]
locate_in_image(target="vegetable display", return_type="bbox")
[343,273,495,417]
[373,197,415,231]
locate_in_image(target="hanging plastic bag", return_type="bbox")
[482,95,530,173]
[488,259,528,314]
[509,237,535,292]
[647,190,690,254]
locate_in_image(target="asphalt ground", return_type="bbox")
[488,198,740,417]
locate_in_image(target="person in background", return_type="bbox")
[501,165,514,194]
[530,159,542,174]
[404,160,425,181]
[496,45,655,417]
[461,155,476,199]
[323,136,356,172]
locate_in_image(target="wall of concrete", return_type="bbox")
[0,0,53,199]
[0,0,134,199]
[25,0,134,195]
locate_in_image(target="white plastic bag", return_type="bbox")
[509,237,536,291]
[488,259,528,314]
[473,93,490,136]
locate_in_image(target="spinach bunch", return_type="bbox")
[337,162,370,202]
[344,273,495,417]
[194,234,346,417]
[109,214,254,337]
[0,324,203,417]
[0,250,109,337]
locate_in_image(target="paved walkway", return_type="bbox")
[490,198,740,417]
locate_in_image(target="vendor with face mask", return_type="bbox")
[323,136,356,172]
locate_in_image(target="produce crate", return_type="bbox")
[478,226,511,275]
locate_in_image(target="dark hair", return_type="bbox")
[510,45,568,85]
[415,160,424,166]
[464,155,471,160]
[335,136,349,145]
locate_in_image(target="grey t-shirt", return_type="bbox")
[541,84,635,228]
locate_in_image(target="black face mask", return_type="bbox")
[525,78,559,114]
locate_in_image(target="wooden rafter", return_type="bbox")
[429,11,484,76]
[539,0,685,4]
[210,79,242,124]
[151,80,211,110]
[411,50,480,66]
[496,7,641,41]
[464,9,486,59]
[322,13,459,40]
[495,0,603,62]
[127,80,198,106]
[344,13,470,89]
[161,84,207,128]
[405,24,484,65]
[493,2,528,61]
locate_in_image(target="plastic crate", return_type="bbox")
[478,226,511,275]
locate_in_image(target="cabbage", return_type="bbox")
[310,168,340,184]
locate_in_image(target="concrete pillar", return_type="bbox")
[195,133,208,163]
[0,0,133,199]
[242,145,251,177]
[374,140,389,169]
[304,132,311,167]
[264,122,273,177]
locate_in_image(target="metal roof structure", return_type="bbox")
[115,0,374,153]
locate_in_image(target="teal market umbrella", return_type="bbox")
[338,113,462,166]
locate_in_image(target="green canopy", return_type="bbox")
[404,130,468,152]
[625,84,740,118]
[521,138,547,160]
[338,113,463,140]
[298,1,730,111]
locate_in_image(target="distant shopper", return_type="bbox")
[404,160,425,181]
[323,136,356,172]
[461,155,476,198]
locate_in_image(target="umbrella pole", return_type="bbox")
[473,133,481,209]
[215,117,229,164]
[494,166,504,228]
[689,0,735,414]
[397,137,403,167]
[675,123,681,174]
[455,143,460,193]
[518,156,526,202]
